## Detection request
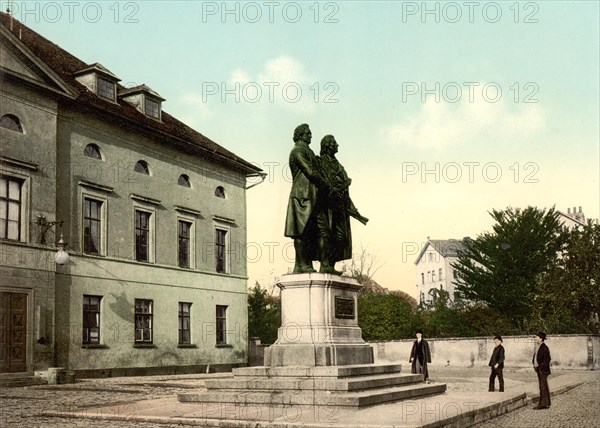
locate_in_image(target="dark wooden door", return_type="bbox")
[0,292,27,373]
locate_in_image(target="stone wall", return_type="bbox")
[369,335,599,370]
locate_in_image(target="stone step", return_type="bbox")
[205,373,424,392]
[0,376,47,387]
[232,363,402,378]
[343,383,447,407]
[179,382,446,407]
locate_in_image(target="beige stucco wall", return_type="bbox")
[52,106,250,373]
[1,80,59,373]
[370,335,600,370]
[56,109,249,276]
[55,256,248,370]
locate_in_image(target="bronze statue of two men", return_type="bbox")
[285,123,368,274]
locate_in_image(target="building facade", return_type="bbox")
[0,14,262,377]
[414,239,465,305]
[556,206,587,230]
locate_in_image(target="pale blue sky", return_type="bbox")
[14,0,599,296]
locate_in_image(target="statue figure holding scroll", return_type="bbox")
[316,135,368,274]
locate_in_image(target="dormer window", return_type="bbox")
[97,77,115,101]
[119,85,165,120]
[74,63,120,103]
[145,98,160,119]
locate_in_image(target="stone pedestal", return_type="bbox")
[264,273,374,366]
[178,273,447,410]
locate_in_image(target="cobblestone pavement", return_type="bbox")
[475,370,600,428]
[0,373,219,427]
[0,368,597,427]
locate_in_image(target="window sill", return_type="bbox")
[133,343,156,348]
[216,343,233,348]
[81,344,109,349]
[177,344,197,349]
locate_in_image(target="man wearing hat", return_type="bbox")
[409,329,432,382]
[532,331,551,409]
[488,335,505,392]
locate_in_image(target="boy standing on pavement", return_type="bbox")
[488,335,505,392]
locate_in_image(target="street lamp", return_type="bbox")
[32,215,69,265]
[55,234,69,265]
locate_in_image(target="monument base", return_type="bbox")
[178,273,447,408]
[264,273,373,366]
[265,343,374,366]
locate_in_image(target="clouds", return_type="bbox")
[384,96,545,150]
[178,55,321,128]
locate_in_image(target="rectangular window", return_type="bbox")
[421,273,424,285]
[432,271,436,282]
[178,220,192,268]
[0,176,22,240]
[83,198,102,254]
[97,77,115,100]
[135,210,151,262]
[145,98,160,118]
[83,295,101,344]
[439,268,443,280]
[216,305,227,345]
[135,299,153,343]
[215,229,227,273]
[179,302,191,344]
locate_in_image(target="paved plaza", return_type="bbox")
[1,367,598,427]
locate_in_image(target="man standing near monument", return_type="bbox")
[532,331,551,409]
[316,135,368,274]
[285,124,324,273]
[488,335,505,392]
[409,329,431,382]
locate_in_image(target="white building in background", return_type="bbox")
[556,206,587,230]
[414,238,466,305]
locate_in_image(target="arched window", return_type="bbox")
[134,160,150,175]
[84,144,102,160]
[0,114,23,133]
[178,174,191,187]
[214,186,225,198]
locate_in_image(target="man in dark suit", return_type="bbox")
[409,329,431,381]
[488,335,505,392]
[532,331,551,409]
[285,124,325,273]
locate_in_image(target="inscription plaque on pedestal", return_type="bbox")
[335,296,355,319]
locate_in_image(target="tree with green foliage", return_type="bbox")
[531,221,600,334]
[453,206,566,330]
[417,289,474,337]
[247,282,280,344]
[358,291,414,340]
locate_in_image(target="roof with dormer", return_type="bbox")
[119,84,166,101]
[0,12,262,175]
[73,62,120,81]
[414,239,466,264]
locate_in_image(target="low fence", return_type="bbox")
[248,335,600,369]
[369,334,600,370]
